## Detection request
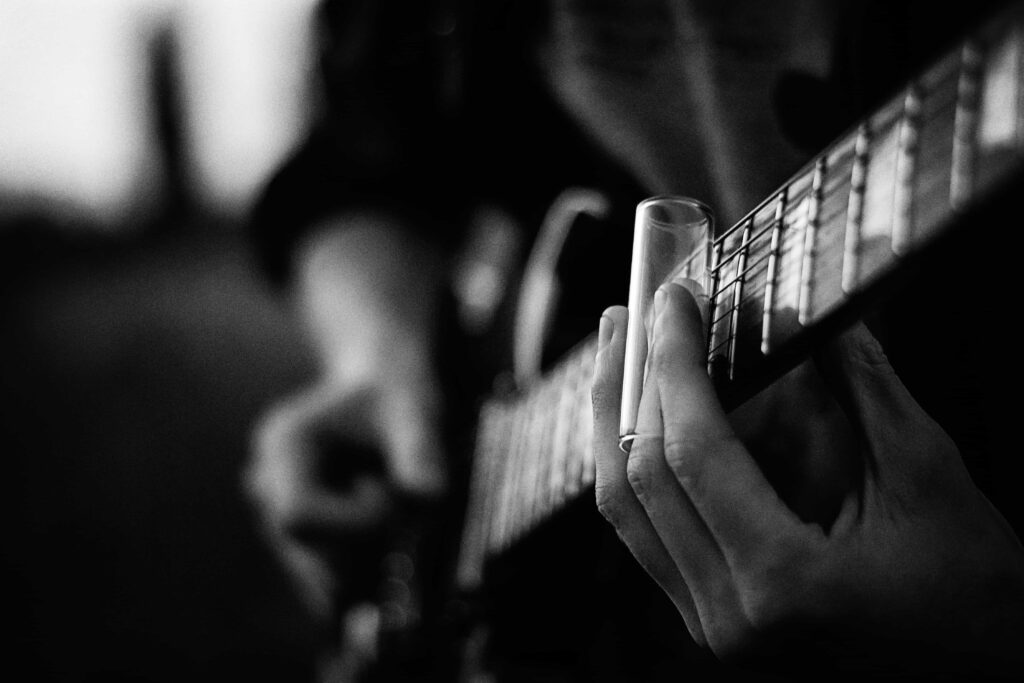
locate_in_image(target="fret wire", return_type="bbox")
[577,339,598,488]
[493,406,516,552]
[842,123,871,293]
[484,407,513,556]
[482,405,510,557]
[710,244,775,306]
[922,44,973,101]
[923,72,962,117]
[711,217,782,276]
[501,402,522,548]
[710,286,801,351]
[547,362,573,510]
[563,351,587,498]
[711,266,772,334]
[710,217,808,356]
[713,170,845,267]
[711,65,961,263]
[892,85,923,255]
[504,398,532,548]
[817,193,853,229]
[709,310,775,363]
[513,340,593,536]
[727,219,754,379]
[543,370,569,514]
[710,281,776,344]
[707,238,726,377]
[711,305,732,328]
[459,405,491,577]
[513,392,539,543]
[707,293,810,369]
[797,157,826,324]
[734,234,852,316]
[712,218,782,278]
[711,75,963,278]
[707,38,970,397]
[475,403,511,569]
[727,215,827,313]
[761,190,787,354]
[528,378,556,527]
[572,345,593,492]
[712,165,848,313]
[729,274,773,316]
[517,396,536,545]
[781,185,813,215]
[485,407,506,555]
[714,251,850,339]
[951,40,984,209]
[490,408,508,551]
[708,336,731,359]
[713,153,925,292]
[711,138,856,252]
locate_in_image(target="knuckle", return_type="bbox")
[622,444,663,507]
[594,482,627,528]
[662,434,712,491]
[625,449,657,502]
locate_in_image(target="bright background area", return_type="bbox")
[0,0,317,227]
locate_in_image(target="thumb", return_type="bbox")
[380,385,448,498]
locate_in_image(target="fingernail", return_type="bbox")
[598,314,613,350]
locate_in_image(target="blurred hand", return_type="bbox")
[245,217,448,624]
[246,376,446,620]
[592,283,1024,677]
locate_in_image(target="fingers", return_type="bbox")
[651,283,803,566]
[592,306,706,644]
[627,378,738,637]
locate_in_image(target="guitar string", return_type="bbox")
[485,179,939,547]
[485,172,931,545]
[710,55,963,251]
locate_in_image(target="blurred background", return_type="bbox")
[1,0,332,679]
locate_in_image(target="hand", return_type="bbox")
[246,377,446,621]
[591,283,1024,677]
[244,216,448,623]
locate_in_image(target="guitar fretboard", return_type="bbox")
[457,1,1024,589]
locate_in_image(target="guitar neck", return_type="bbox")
[457,1,1024,588]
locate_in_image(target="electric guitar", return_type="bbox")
[354,2,1024,680]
